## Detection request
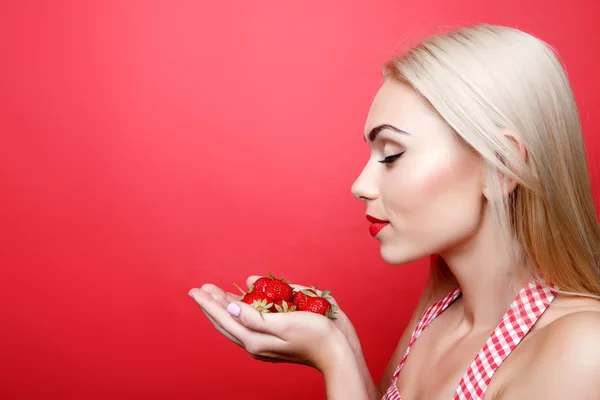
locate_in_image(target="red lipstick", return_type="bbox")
[366,214,389,236]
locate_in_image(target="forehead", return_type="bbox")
[364,79,438,135]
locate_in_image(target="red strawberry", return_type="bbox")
[234,279,339,320]
[292,289,316,309]
[299,297,334,318]
[240,291,258,305]
[251,272,293,303]
[232,281,274,319]
[295,287,339,320]
[265,282,293,303]
[272,299,297,313]
[249,277,270,294]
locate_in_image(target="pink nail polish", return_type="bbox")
[227,303,240,317]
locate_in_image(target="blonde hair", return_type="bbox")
[383,24,600,300]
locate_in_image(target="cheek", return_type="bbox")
[382,150,483,248]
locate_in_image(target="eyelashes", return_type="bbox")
[378,152,405,164]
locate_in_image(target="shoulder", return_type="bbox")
[538,294,600,357]
[543,311,600,364]
[501,310,600,399]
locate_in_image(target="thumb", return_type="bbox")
[246,275,263,290]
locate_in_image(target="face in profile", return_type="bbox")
[351,79,486,265]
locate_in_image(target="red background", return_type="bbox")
[1,1,598,399]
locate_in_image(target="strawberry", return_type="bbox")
[294,286,339,320]
[265,279,293,303]
[273,299,296,313]
[248,298,273,315]
[299,297,335,319]
[233,278,339,320]
[232,281,277,320]
[249,277,270,294]
[292,289,316,309]
[251,272,293,303]
[240,290,258,305]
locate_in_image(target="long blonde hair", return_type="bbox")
[382,24,600,299]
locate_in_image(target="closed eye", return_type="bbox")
[378,152,404,164]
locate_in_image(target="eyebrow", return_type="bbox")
[363,124,410,142]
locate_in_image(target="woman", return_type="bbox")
[189,24,600,399]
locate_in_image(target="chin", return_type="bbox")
[379,243,424,266]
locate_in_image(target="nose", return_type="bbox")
[351,164,379,202]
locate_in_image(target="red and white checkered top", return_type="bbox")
[382,280,556,400]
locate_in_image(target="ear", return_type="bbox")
[483,129,528,199]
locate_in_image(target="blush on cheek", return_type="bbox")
[424,156,478,200]
[411,153,482,224]
[389,153,463,211]
[382,150,483,259]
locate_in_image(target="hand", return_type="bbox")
[284,280,362,356]
[189,276,345,372]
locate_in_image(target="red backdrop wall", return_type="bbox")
[1,1,598,399]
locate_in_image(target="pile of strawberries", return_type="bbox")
[232,273,338,320]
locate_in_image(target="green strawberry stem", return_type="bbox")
[274,300,297,313]
[252,299,272,320]
[268,271,291,284]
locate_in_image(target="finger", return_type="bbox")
[197,290,232,313]
[224,292,241,303]
[199,307,244,347]
[189,289,253,341]
[191,290,245,346]
[200,283,227,298]
[197,290,267,338]
[200,302,291,360]
[211,292,246,310]
[229,300,291,342]
[202,284,242,301]
[190,288,277,349]
[201,283,243,305]
[211,293,229,308]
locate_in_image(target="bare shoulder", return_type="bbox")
[542,310,600,362]
[498,298,600,399]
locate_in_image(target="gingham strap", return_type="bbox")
[381,280,555,400]
[453,280,555,399]
[382,287,462,400]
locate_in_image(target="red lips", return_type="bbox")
[366,214,389,223]
[366,214,389,236]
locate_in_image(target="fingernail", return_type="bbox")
[188,290,194,298]
[227,303,240,317]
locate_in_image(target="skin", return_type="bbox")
[188,280,344,371]
[352,79,600,399]
[191,78,600,399]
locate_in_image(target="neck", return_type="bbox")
[439,210,532,331]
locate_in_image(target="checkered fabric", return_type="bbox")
[382,280,555,400]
